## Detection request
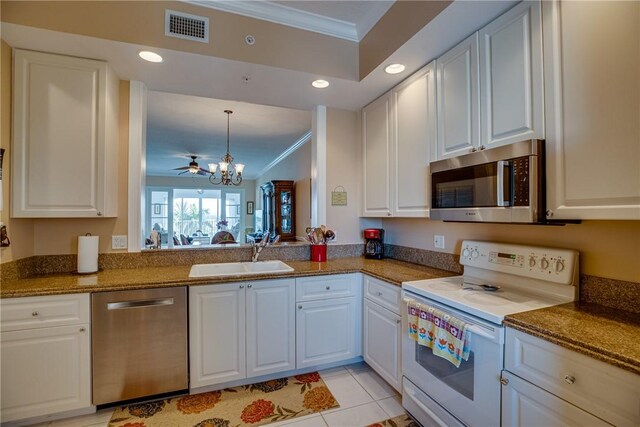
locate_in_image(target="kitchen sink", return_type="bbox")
[189,260,294,278]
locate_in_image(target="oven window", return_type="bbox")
[415,343,475,400]
[432,163,501,208]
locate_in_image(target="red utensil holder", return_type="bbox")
[310,244,327,262]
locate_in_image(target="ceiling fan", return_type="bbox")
[173,155,210,176]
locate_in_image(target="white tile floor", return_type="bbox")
[32,363,407,427]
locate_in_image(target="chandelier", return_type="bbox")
[208,110,244,186]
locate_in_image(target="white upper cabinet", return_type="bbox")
[543,0,640,220]
[362,92,393,217]
[392,62,436,217]
[435,33,480,160]
[479,1,544,149]
[12,49,119,218]
[362,62,436,218]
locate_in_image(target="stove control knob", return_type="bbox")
[529,256,536,268]
[555,260,565,273]
[471,250,479,259]
[540,257,550,270]
[462,248,470,258]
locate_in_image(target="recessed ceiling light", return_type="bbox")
[138,51,163,63]
[312,79,330,89]
[385,63,406,74]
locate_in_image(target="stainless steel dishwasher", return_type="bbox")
[91,287,188,405]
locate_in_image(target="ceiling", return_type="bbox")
[187,0,395,41]
[146,91,311,179]
[1,1,516,112]
[2,0,517,185]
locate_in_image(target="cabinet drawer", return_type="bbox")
[295,274,358,302]
[1,294,90,332]
[363,275,401,314]
[505,328,640,427]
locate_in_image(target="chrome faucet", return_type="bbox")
[251,231,280,262]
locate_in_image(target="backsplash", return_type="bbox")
[0,243,364,281]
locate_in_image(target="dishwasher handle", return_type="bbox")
[107,298,174,310]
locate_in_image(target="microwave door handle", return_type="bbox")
[496,160,510,207]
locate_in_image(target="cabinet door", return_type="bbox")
[362,92,392,217]
[436,33,480,160]
[501,371,612,427]
[12,49,118,218]
[392,61,436,217]
[363,299,401,392]
[189,283,246,388]
[296,297,359,369]
[246,279,295,378]
[479,1,544,149]
[1,324,91,422]
[543,0,640,220]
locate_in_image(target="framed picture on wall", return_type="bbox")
[247,201,254,215]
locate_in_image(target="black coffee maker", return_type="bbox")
[364,228,384,259]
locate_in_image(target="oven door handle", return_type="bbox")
[404,387,450,427]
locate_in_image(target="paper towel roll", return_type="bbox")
[78,235,99,274]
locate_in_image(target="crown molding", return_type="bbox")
[255,130,311,179]
[184,0,359,42]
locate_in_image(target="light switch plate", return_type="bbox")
[434,235,445,249]
[112,235,127,250]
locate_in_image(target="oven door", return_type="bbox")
[401,291,504,427]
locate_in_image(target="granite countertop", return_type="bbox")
[504,302,640,375]
[0,257,457,298]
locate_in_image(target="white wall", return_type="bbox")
[325,107,364,244]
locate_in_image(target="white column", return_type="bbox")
[127,81,147,252]
[311,105,327,227]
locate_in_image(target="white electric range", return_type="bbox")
[401,241,579,427]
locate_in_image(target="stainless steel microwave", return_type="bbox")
[430,140,545,223]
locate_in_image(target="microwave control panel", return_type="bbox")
[512,157,530,206]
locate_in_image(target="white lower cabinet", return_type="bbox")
[0,294,91,423]
[501,371,611,427]
[503,328,640,427]
[363,299,401,391]
[189,279,295,389]
[362,275,402,392]
[295,274,361,369]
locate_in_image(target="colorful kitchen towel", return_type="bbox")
[406,299,471,367]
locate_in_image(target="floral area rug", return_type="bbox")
[108,372,338,427]
[366,414,420,427]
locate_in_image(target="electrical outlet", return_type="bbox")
[434,235,445,249]
[112,235,127,250]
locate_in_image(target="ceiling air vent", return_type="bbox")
[165,10,209,43]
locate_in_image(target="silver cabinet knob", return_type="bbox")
[326,286,331,290]
[564,375,576,385]
[377,291,383,296]
[500,377,509,385]
[471,147,477,152]
[298,305,303,309]
[79,327,86,332]
[479,145,485,150]
[387,213,392,216]
[396,319,401,324]
[239,285,245,289]
[247,284,252,288]
[97,211,103,216]
[32,311,39,317]
[546,209,554,218]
